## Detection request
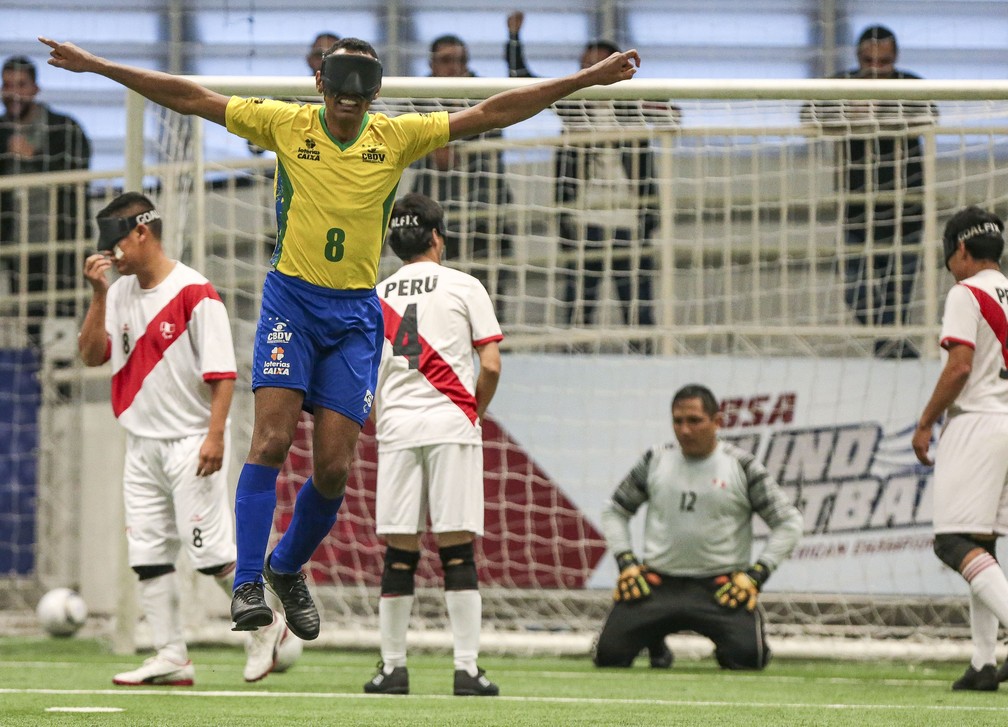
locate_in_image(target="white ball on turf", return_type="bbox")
[36,587,88,637]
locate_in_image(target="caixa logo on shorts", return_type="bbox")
[363,389,374,412]
[267,321,293,344]
[262,346,291,376]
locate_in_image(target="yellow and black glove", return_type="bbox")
[713,562,770,611]
[613,551,659,603]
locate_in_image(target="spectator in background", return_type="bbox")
[0,55,91,329]
[506,12,678,336]
[802,25,937,359]
[594,384,803,670]
[306,32,340,75]
[410,34,515,321]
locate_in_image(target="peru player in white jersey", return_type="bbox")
[366,193,502,697]
[78,193,296,687]
[913,206,1008,691]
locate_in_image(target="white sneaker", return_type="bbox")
[113,655,195,686]
[244,608,284,682]
[273,627,303,673]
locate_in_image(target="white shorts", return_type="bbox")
[375,443,484,536]
[122,431,236,569]
[933,412,1008,534]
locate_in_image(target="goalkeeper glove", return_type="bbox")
[613,551,658,603]
[713,562,770,612]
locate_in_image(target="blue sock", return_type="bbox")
[234,463,279,588]
[270,477,343,574]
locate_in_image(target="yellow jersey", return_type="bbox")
[226,97,450,290]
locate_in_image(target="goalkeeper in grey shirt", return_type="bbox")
[594,384,803,670]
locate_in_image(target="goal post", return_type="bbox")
[5,76,1008,660]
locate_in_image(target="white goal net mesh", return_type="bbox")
[4,77,1008,659]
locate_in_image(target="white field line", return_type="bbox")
[1,687,1007,714]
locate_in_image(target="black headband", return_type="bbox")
[943,220,1005,269]
[96,209,161,251]
[388,212,444,237]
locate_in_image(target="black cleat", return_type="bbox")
[363,662,409,694]
[231,581,274,632]
[263,552,320,641]
[998,660,1008,684]
[952,664,998,691]
[648,641,674,669]
[453,667,499,696]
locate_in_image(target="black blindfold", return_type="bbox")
[320,54,382,100]
[96,209,161,252]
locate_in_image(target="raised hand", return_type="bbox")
[38,37,102,74]
[580,50,640,87]
[82,253,113,293]
[507,11,524,35]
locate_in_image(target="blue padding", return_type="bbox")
[0,348,40,575]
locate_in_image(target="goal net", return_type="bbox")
[5,76,1008,660]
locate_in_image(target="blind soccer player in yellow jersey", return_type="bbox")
[39,35,643,640]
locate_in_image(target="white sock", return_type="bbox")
[212,563,236,597]
[965,553,1008,628]
[378,595,413,669]
[969,591,999,670]
[138,572,187,663]
[445,589,481,676]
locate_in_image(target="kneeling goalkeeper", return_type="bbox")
[593,384,803,670]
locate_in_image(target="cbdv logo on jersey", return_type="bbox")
[267,321,293,345]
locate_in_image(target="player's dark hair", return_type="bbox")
[329,37,378,60]
[97,192,163,238]
[857,25,898,54]
[2,56,37,83]
[942,206,1005,266]
[431,34,468,58]
[584,40,621,56]
[386,193,445,261]
[672,384,719,417]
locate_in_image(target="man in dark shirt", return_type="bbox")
[1,55,91,327]
[803,26,936,359]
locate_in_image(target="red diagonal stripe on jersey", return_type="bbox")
[962,284,1008,369]
[380,299,478,424]
[111,283,222,418]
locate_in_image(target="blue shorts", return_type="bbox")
[252,271,382,425]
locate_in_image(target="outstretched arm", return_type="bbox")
[39,37,229,127]
[448,49,640,141]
